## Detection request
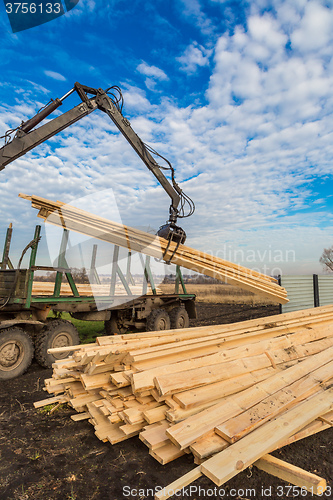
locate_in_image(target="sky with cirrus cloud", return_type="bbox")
[0,0,333,276]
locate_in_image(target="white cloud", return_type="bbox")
[137,61,169,91]
[44,70,67,81]
[177,42,212,73]
[63,0,96,18]
[120,84,152,113]
[137,62,168,81]
[291,2,333,52]
[248,15,285,48]
[178,0,215,35]
[26,81,50,95]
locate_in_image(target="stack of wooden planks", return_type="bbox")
[20,194,288,304]
[32,282,160,297]
[35,305,333,497]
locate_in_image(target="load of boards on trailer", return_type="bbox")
[0,224,196,380]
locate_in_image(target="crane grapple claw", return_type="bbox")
[157,223,186,245]
[157,222,186,265]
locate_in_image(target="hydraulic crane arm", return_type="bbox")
[0,91,96,169]
[94,86,182,218]
[0,83,194,244]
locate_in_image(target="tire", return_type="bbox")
[170,307,190,329]
[104,315,127,335]
[146,309,170,332]
[0,327,34,380]
[35,319,80,368]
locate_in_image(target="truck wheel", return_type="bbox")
[0,327,34,380]
[105,316,127,335]
[170,307,190,329]
[105,317,119,335]
[146,309,170,331]
[35,319,80,368]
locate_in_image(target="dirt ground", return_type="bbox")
[1,303,332,500]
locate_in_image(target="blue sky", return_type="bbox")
[1,0,333,275]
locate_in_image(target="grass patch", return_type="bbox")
[28,450,41,461]
[50,312,105,344]
[38,404,57,414]
[37,403,67,415]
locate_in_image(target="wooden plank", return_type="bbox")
[117,387,134,399]
[155,353,272,397]
[110,371,132,388]
[190,431,229,459]
[166,396,229,423]
[120,409,144,426]
[69,393,101,410]
[143,405,168,424]
[26,193,280,300]
[282,410,333,446]
[86,362,119,376]
[135,395,155,405]
[139,420,170,450]
[66,381,88,398]
[45,376,77,387]
[173,367,278,409]
[80,373,111,390]
[200,389,333,486]
[122,399,142,409]
[109,414,122,424]
[109,398,124,410]
[255,454,327,494]
[33,396,67,408]
[121,401,160,425]
[105,424,130,445]
[119,422,145,435]
[71,412,90,421]
[154,467,202,500]
[318,415,333,426]
[149,442,185,465]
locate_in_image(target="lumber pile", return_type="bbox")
[35,305,333,496]
[20,194,288,304]
[32,282,160,297]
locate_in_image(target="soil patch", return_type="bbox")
[191,302,280,326]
